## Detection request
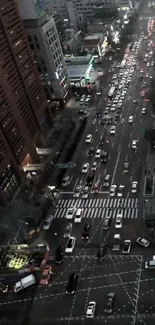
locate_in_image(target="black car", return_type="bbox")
[101,117,106,125]
[82,224,91,239]
[66,273,79,294]
[86,172,95,186]
[116,107,122,113]
[97,243,107,261]
[139,74,143,80]
[133,100,138,106]
[101,151,109,163]
[55,246,64,264]
[114,114,119,122]
[123,162,129,173]
[0,283,8,294]
[96,110,101,117]
[102,217,112,230]
[104,293,116,314]
[88,147,95,157]
[106,117,112,125]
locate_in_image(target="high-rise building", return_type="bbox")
[0,0,53,206]
[18,0,70,110]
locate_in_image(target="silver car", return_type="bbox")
[63,223,72,238]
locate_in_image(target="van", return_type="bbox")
[74,208,83,223]
[145,260,155,269]
[14,274,36,293]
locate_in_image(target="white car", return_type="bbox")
[128,116,134,123]
[110,104,116,111]
[132,181,138,193]
[82,163,89,173]
[73,185,82,198]
[141,107,146,114]
[147,62,150,67]
[117,185,124,197]
[74,208,83,223]
[66,207,76,219]
[136,237,150,247]
[115,217,123,229]
[95,149,101,159]
[43,215,53,230]
[85,134,92,144]
[65,237,76,253]
[146,73,149,78]
[110,126,116,135]
[91,162,97,171]
[110,185,117,196]
[86,301,96,318]
[131,140,137,149]
[82,186,89,199]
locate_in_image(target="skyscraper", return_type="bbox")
[18,0,70,111]
[0,0,53,206]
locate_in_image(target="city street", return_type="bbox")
[1,1,155,325]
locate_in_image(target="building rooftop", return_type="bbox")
[83,33,103,40]
[65,54,92,64]
[66,64,89,80]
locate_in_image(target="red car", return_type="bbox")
[40,266,52,285]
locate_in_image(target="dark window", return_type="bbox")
[30,43,34,50]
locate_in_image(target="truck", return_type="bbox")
[14,274,36,293]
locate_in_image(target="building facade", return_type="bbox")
[0,0,52,206]
[18,0,70,108]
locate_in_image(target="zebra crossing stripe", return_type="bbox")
[56,198,139,209]
[53,207,139,219]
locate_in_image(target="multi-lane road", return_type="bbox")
[1,2,155,325]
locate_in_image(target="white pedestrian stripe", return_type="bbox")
[55,198,139,220]
[57,198,138,209]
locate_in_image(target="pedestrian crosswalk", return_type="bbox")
[57,198,138,209]
[53,198,139,220]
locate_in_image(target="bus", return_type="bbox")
[108,86,116,99]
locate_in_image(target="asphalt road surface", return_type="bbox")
[1,2,155,325]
